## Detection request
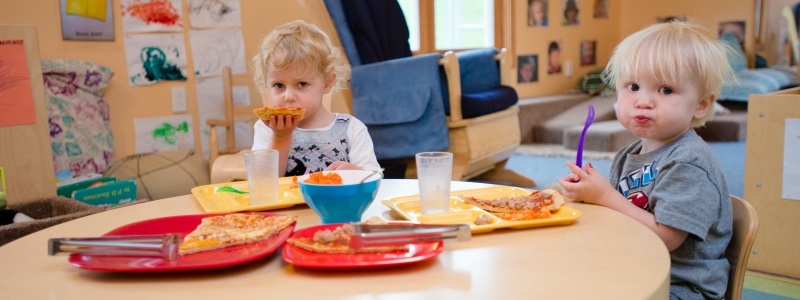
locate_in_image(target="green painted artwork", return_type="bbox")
[152,121,189,145]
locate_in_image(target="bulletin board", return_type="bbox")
[745,87,800,279]
[0,25,56,205]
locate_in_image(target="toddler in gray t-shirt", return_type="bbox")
[559,20,734,299]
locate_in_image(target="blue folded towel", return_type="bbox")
[350,54,449,159]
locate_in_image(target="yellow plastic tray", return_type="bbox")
[381,186,581,234]
[191,177,304,213]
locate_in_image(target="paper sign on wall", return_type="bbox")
[783,118,800,200]
[0,39,36,127]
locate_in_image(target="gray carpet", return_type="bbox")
[506,141,745,197]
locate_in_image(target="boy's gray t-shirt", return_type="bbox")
[609,130,733,300]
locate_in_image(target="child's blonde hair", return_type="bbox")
[604,20,735,127]
[251,20,350,94]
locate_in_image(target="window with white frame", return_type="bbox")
[398,0,495,53]
[397,0,421,51]
[435,0,494,50]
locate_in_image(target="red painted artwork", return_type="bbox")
[123,0,180,26]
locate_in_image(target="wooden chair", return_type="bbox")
[725,195,759,300]
[438,49,533,186]
[207,66,261,183]
[318,0,534,187]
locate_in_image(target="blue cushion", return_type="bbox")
[438,48,517,118]
[720,32,747,72]
[460,86,519,119]
[760,65,799,88]
[719,66,799,102]
[457,48,501,93]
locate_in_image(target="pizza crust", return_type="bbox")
[253,107,306,120]
[179,214,296,255]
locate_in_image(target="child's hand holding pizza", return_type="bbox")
[253,107,306,136]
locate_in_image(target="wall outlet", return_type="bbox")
[171,86,187,113]
[565,60,573,78]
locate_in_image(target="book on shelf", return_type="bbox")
[56,176,138,208]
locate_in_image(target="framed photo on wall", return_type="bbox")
[593,0,609,19]
[518,54,539,83]
[580,40,596,66]
[562,0,580,26]
[548,40,562,74]
[656,16,687,23]
[719,20,746,47]
[528,0,549,27]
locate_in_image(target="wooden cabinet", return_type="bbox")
[745,87,800,279]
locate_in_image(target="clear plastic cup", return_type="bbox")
[415,152,453,214]
[243,150,279,205]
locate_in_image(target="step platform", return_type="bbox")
[563,120,637,152]
[531,95,618,145]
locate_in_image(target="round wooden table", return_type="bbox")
[0,180,670,299]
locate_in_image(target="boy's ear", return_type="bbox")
[694,93,715,119]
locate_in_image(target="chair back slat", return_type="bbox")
[726,195,759,300]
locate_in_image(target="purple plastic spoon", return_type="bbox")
[576,104,595,168]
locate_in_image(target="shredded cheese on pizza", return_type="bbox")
[461,189,565,221]
[286,223,408,253]
[179,214,296,255]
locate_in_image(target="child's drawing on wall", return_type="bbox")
[187,0,242,28]
[189,28,247,77]
[125,34,188,86]
[121,0,183,32]
[134,115,194,153]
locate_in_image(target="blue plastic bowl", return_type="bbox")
[298,170,382,224]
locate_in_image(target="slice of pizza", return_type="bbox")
[253,107,306,120]
[286,223,408,253]
[179,213,296,255]
[493,208,552,221]
[461,189,565,213]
